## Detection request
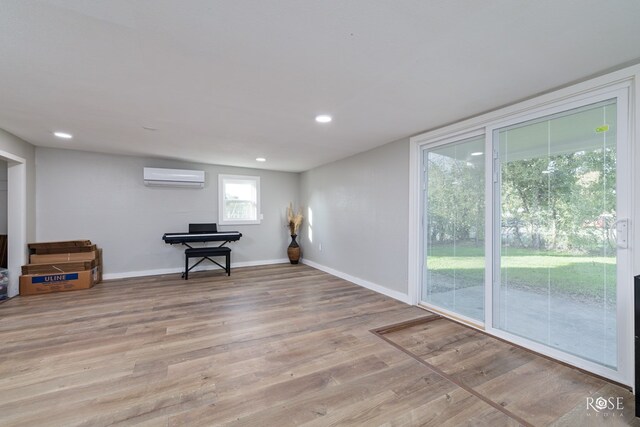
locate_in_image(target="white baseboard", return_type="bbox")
[301,259,411,305]
[103,258,289,280]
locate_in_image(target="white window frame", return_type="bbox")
[218,174,261,225]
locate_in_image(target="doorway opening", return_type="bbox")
[0,159,7,300]
[0,150,27,299]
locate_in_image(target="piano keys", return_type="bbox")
[162,223,242,247]
[162,231,242,245]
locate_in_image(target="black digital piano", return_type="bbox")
[162,223,242,248]
[162,223,242,279]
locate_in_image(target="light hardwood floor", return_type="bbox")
[377,317,639,426]
[0,264,634,426]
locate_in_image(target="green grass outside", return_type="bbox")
[427,244,616,299]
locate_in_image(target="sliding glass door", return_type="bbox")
[419,88,631,382]
[493,99,622,369]
[421,136,485,322]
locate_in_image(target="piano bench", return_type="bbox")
[184,247,232,279]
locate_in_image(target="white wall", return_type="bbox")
[0,129,35,296]
[299,138,410,302]
[0,161,7,234]
[0,129,35,243]
[35,148,300,277]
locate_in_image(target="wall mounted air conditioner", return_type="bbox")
[143,167,205,188]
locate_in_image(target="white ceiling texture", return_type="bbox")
[0,0,639,172]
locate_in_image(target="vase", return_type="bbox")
[287,234,301,264]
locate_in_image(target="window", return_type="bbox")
[218,174,261,225]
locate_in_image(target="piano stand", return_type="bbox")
[163,224,241,279]
[184,247,231,279]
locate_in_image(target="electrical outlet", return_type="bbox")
[319,243,322,251]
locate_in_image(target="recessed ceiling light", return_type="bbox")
[471,152,483,156]
[315,115,332,123]
[256,157,266,162]
[53,131,73,139]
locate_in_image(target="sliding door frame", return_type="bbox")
[484,85,631,385]
[408,64,639,387]
[417,129,486,329]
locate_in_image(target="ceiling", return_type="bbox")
[0,1,639,172]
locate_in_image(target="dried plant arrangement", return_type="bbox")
[287,202,304,235]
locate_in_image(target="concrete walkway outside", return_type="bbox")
[426,283,616,368]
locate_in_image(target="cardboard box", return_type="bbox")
[30,251,97,264]
[20,267,98,296]
[21,260,96,275]
[29,243,96,256]
[28,240,92,249]
[28,240,92,250]
[23,240,103,286]
[96,248,103,283]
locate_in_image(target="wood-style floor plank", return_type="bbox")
[382,317,639,426]
[0,264,433,426]
[0,263,632,426]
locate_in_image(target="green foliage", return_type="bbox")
[426,146,616,255]
[501,148,616,254]
[427,153,484,244]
